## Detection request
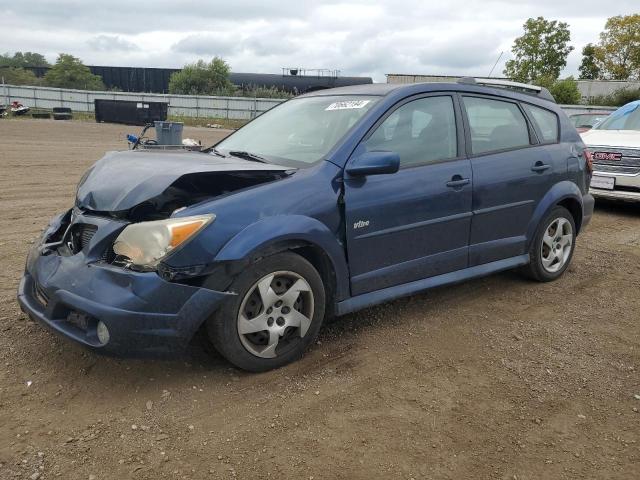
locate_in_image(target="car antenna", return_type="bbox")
[487,51,504,78]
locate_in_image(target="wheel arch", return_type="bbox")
[557,196,583,233]
[526,181,584,249]
[214,215,350,305]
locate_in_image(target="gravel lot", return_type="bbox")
[0,119,639,479]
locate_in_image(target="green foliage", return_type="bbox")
[579,44,600,80]
[593,14,640,80]
[169,57,234,95]
[0,67,40,86]
[43,54,105,90]
[547,77,581,104]
[533,76,582,104]
[238,85,292,99]
[0,51,50,68]
[504,17,574,83]
[587,88,640,107]
[167,114,248,130]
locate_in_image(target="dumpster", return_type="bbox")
[94,99,168,126]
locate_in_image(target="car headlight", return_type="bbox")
[113,214,214,269]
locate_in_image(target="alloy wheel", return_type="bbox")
[540,217,573,273]
[237,271,315,359]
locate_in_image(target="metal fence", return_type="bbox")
[0,83,620,121]
[0,84,285,120]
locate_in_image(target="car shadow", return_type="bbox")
[594,198,640,217]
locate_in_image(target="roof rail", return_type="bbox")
[458,77,556,103]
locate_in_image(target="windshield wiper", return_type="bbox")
[209,147,226,158]
[201,145,226,156]
[228,150,268,163]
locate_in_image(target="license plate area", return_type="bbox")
[591,175,615,190]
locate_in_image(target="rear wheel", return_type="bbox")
[522,206,576,282]
[207,252,325,372]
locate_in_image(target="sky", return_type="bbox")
[0,1,638,82]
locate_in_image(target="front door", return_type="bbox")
[344,94,473,296]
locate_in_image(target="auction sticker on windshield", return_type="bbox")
[325,100,371,111]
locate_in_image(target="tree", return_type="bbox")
[578,44,600,80]
[504,17,574,83]
[0,67,40,85]
[168,57,234,95]
[548,77,581,104]
[532,75,581,105]
[0,51,50,68]
[43,54,105,90]
[594,14,640,80]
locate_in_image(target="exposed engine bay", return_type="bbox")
[75,149,293,219]
[89,170,289,222]
[36,149,293,276]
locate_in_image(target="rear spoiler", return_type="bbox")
[458,77,556,103]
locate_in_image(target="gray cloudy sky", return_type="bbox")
[0,1,637,81]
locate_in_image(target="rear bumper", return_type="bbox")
[17,232,232,356]
[581,193,595,230]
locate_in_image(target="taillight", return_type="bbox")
[583,148,593,174]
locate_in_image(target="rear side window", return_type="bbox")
[463,97,531,155]
[523,104,559,143]
[365,96,457,167]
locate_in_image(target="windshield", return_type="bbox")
[571,113,608,128]
[595,101,640,131]
[215,95,379,167]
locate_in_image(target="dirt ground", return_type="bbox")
[0,118,638,480]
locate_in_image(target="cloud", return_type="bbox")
[419,31,504,70]
[171,34,240,56]
[87,35,139,52]
[0,1,639,81]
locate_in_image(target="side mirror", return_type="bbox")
[346,151,400,176]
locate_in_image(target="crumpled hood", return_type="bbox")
[580,129,640,148]
[76,150,291,212]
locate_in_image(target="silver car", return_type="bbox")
[581,101,640,201]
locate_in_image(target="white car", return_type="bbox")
[581,100,640,201]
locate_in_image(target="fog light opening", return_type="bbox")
[96,321,110,345]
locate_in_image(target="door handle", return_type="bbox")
[531,162,551,172]
[446,176,470,188]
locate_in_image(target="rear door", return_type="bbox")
[461,95,564,265]
[344,94,473,296]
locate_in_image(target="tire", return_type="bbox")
[207,251,325,372]
[521,206,576,282]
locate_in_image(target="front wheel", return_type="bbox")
[521,206,576,282]
[207,252,325,372]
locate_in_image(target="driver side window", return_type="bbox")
[364,96,458,167]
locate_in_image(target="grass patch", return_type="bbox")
[167,115,248,130]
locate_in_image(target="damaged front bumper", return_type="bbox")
[17,212,232,355]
